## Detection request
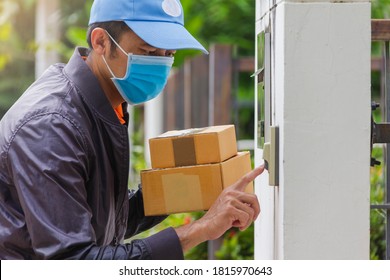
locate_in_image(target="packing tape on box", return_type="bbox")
[172,137,197,166]
[171,128,207,167]
[169,128,206,137]
[161,173,204,214]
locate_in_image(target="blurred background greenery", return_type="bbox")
[0,0,389,259]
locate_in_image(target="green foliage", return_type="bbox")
[370,147,386,260]
[129,106,147,189]
[372,0,390,18]
[215,225,254,260]
[370,51,387,260]
[235,74,255,139]
[0,0,36,118]
[183,0,254,54]
[372,0,390,55]
[173,0,254,66]
[58,1,92,61]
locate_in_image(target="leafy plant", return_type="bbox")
[215,225,254,260]
[370,146,387,260]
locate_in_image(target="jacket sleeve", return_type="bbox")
[6,113,183,260]
[125,186,168,238]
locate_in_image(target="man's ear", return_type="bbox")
[90,28,110,56]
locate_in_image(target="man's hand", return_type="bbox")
[198,164,263,240]
[175,165,264,252]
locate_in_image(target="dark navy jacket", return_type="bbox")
[0,48,183,260]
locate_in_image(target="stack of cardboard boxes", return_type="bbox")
[141,125,253,216]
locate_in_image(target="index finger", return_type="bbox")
[232,164,265,191]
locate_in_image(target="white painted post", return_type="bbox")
[255,0,371,259]
[144,92,164,168]
[35,0,60,78]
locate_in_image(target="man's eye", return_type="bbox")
[148,50,158,56]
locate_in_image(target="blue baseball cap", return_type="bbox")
[89,0,208,54]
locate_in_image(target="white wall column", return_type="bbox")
[255,0,371,259]
[144,92,164,168]
[35,0,60,78]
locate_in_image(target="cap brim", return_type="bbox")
[125,21,209,54]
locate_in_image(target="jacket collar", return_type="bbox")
[63,47,126,126]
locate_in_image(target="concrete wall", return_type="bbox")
[255,0,371,259]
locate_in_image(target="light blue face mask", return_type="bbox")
[102,31,174,105]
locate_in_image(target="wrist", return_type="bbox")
[175,219,207,253]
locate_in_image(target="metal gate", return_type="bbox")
[371,19,390,260]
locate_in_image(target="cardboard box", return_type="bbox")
[141,152,253,216]
[149,125,237,169]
